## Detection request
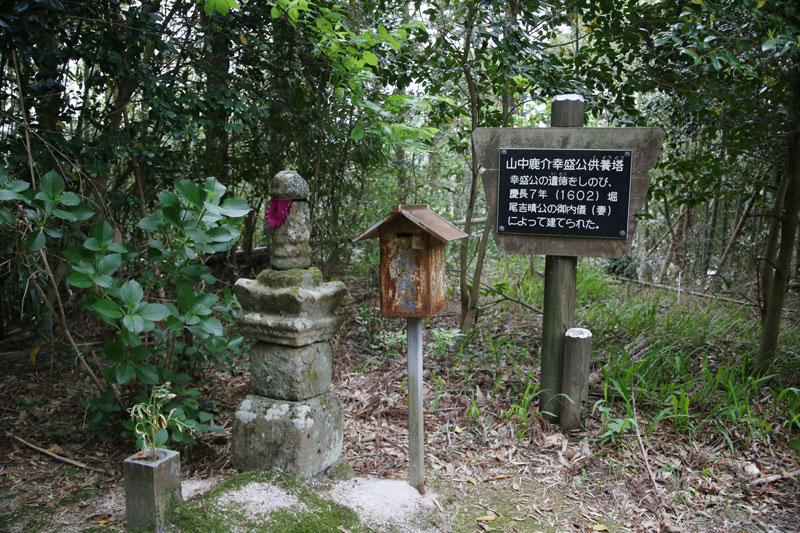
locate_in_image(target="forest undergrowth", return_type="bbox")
[1,257,799,531]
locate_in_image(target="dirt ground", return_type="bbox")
[0,281,798,532]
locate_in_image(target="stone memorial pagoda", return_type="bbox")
[231,170,345,476]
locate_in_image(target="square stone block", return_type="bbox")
[124,448,182,533]
[232,393,343,477]
[250,341,332,401]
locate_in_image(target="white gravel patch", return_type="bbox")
[215,482,305,518]
[182,476,224,500]
[324,478,438,531]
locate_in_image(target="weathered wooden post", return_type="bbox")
[473,96,664,429]
[540,95,583,420]
[353,205,467,493]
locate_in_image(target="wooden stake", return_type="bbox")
[407,317,425,494]
[560,328,592,431]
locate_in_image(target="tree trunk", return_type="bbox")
[716,189,758,276]
[756,67,800,374]
[458,2,480,331]
[203,12,231,182]
[396,147,410,203]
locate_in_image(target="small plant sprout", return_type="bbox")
[129,383,191,460]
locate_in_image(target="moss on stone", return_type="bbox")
[256,268,322,289]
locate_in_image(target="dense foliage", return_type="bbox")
[1,0,798,444]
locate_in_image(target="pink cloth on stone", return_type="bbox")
[265,198,293,228]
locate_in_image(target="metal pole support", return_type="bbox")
[407,317,425,494]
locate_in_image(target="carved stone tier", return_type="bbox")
[249,341,332,401]
[234,267,345,347]
[233,275,345,319]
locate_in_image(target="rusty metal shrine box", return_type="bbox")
[353,205,467,318]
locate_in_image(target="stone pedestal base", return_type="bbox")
[124,448,182,533]
[232,393,343,476]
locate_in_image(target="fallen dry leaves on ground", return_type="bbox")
[0,280,797,532]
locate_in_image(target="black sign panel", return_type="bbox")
[496,148,631,239]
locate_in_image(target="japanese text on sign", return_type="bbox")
[497,148,632,239]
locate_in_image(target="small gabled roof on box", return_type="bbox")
[352,204,468,243]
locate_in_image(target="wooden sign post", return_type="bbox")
[474,95,664,426]
[353,205,467,492]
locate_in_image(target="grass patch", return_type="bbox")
[170,470,369,533]
[0,505,54,533]
[486,256,800,449]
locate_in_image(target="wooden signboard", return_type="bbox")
[474,116,665,427]
[475,127,665,258]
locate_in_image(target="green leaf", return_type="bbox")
[203,0,239,16]
[104,341,124,364]
[0,189,25,201]
[130,345,150,361]
[40,170,65,199]
[362,50,378,66]
[93,274,115,289]
[44,227,63,238]
[203,177,227,201]
[27,230,46,251]
[174,373,192,385]
[94,221,115,244]
[83,237,103,251]
[0,207,14,223]
[175,180,204,208]
[115,363,136,385]
[60,191,81,206]
[52,208,78,222]
[139,303,170,322]
[158,191,180,208]
[123,313,147,334]
[219,197,251,218]
[91,298,123,319]
[68,204,94,221]
[271,5,281,18]
[199,317,224,337]
[680,47,700,63]
[67,271,93,288]
[136,365,159,385]
[119,280,144,307]
[198,411,214,423]
[98,253,123,276]
[138,212,163,231]
[351,124,365,140]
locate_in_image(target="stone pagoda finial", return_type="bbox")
[269,169,312,270]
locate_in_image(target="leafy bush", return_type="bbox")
[0,168,250,444]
